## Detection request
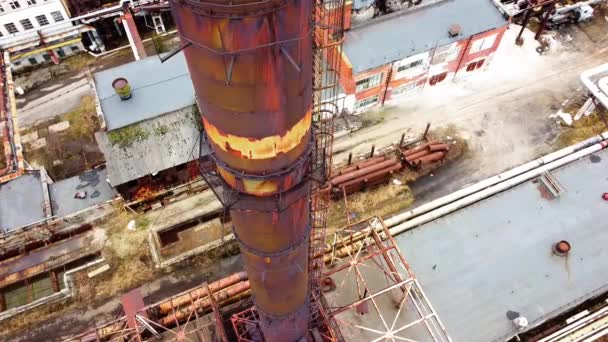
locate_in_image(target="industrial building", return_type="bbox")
[340,0,508,112]
[93,52,206,202]
[0,0,92,71]
[3,0,608,341]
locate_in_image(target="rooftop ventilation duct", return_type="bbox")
[448,24,461,37]
[112,77,131,100]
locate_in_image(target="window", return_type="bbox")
[4,23,18,34]
[0,5,4,13]
[397,60,424,73]
[50,11,64,22]
[432,46,460,64]
[35,14,49,26]
[355,95,379,110]
[355,73,383,92]
[392,82,417,97]
[469,33,498,54]
[9,1,20,9]
[19,18,33,30]
[28,57,38,65]
[42,53,51,61]
[13,60,21,66]
[70,45,79,52]
[56,48,65,58]
[429,72,447,86]
[466,59,485,72]
[26,0,36,5]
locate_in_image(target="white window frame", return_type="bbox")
[50,11,64,22]
[0,5,5,13]
[355,95,379,110]
[469,33,498,54]
[26,0,36,5]
[397,60,424,73]
[9,1,21,9]
[35,14,49,26]
[392,82,417,97]
[355,73,383,93]
[19,18,33,30]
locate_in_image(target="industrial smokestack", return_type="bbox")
[170,0,313,340]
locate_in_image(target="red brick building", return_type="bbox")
[339,0,509,113]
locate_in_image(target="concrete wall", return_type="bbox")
[339,25,508,113]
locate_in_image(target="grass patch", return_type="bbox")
[327,182,414,233]
[557,113,607,148]
[62,96,99,139]
[108,125,150,148]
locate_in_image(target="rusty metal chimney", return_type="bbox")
[170,0,313,340]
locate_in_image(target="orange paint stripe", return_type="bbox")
[204,110,311,160]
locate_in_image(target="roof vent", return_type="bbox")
[112,77,132,100]
[448,24,461,38]
[553,240,571,257]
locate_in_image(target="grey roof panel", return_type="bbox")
[96,107,207,186]
[49,168,117,217]
[395,148,608,342]
[0,172,46,231]
[94,52,196,131]
[344,0,508,73]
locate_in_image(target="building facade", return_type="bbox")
[339,0,509,113]
[0,0,91,70]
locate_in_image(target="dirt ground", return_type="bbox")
[20,96,105,180]
[335,17,608,206]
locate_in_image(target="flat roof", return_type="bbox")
[395,148,608,342]
[49,168,117,217]
[96,107,207,186]
[0,172,46,232]
[343,0,507,73]
[94,52,195,131]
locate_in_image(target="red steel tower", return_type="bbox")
[170,0,316,340]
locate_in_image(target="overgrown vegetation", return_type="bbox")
[557,113,607,148]
[62,96,99,139]
[154,124,169,136]
[108,125,150,148]
[190,105,203,130]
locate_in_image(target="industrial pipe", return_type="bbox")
[158,271,247,314]
[389,140,608,235]
[331,158,399,185]
[384,132,608,228]
[169,0,314,339]
[158,281,251,326]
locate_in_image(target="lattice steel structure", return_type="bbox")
[323,217,452,342]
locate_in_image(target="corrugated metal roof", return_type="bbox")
[96,106,208,186]
[94,52,195,131]
[343,0,508,73]
[0,172,45,231]
[49,168,117,217]
[395,148,608,342]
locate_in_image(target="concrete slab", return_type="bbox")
[29,137,47,150]
[48,121,70,133]
[20,131,38,144]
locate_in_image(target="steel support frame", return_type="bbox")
[322,217,452,342]
[66,281,230,342]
